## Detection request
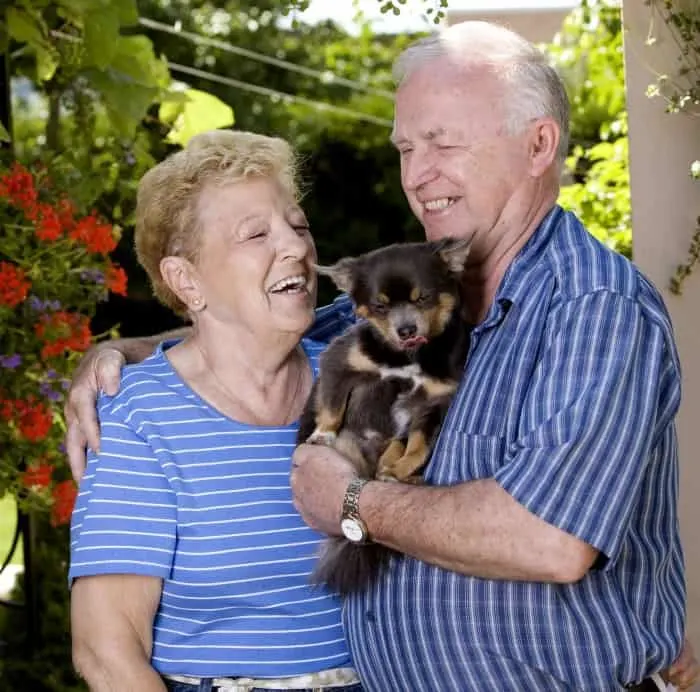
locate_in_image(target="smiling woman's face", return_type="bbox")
[191,176,318,337]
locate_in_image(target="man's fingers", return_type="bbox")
[94,349,126,396]
[73,388,101,453]
[65,421,89,483]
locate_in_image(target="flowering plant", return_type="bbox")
[0,161,127,524]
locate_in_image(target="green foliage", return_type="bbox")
[160,88,235,147]
[547,1,631,258]
[3,0,168,138]
[558,115,631,258]
[645,0,700,295]
[0,515,86,692]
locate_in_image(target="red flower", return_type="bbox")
[5,397,54,442]
[57,198,76,231]
[35,311,92,358]
[106,264,128,296]
[51,480,77,526]
[69,213,117,255]
[35,202,62,241]
[0,162,38,213]
[0,261,31,307]
[22,460,53,489]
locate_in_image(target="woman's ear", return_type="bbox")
[528,117,560,177]
[160,256,206,312]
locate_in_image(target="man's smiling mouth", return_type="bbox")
[423,197,458,212]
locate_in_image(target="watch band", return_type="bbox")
[342,478,370,521]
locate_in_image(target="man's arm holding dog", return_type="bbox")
[292,294,675,583]
[291,445,595,582]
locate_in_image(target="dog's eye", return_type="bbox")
[414,293,432,306]
[370,301,389,315]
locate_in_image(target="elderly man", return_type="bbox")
[65,20,697,692]
[290,21,693,692]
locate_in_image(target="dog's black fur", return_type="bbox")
[297,238,472,596]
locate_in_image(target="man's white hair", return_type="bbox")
[393,21,570,166]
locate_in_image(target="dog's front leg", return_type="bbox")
[307,370,357,446]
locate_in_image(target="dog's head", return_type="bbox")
[316,238,470,352]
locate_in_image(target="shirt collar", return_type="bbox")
[476,204,563,331]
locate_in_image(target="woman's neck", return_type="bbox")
[169,320,311,426]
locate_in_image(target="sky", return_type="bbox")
[291,0,580,34]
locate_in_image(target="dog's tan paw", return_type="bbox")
[307,429,337,446]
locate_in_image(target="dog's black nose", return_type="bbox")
[397,323,418,339]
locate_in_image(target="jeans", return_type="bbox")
[163,680,365,692]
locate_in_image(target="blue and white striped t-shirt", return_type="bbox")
[69,337,352,678]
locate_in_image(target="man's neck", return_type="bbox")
[462,190,558,325]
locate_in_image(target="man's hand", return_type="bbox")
[664,637,699,690]
[64,346,126,481]
[290,442,359,536]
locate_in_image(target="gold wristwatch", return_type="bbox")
[340,478,370,543]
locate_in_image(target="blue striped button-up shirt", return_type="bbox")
[308,206,685,691]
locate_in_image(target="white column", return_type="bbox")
[623,0,700,668]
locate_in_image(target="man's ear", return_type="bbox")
[431,237,471,274]
[528,116,559,177]
[160,256,203,310]
[314,257,357,294]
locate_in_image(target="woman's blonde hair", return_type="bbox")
[135,129,300,315]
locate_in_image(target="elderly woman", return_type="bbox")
[69,130,362,692]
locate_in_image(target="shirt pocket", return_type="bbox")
[427,430,507,485]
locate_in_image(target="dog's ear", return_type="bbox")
[314,257,357,294]
[431,237,471,274]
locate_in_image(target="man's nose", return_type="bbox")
[401,151,437,191]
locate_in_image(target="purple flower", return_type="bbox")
[0,354,21,369]
[81,269,105,284]
[46,368,58,379]
[28,295,62,312]
[39,381,62,402]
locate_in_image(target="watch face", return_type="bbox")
[341,517,366,543]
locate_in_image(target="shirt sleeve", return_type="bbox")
[69,395,177,583]
[494,290,681,568]
[305,293,356,343]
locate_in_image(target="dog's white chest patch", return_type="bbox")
[378,363,422,382]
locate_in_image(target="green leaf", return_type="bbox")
[83,34,170,135]
[113,0,139,25]
[0,121,10,142]
[35,47,58,81]
[82,7,120,69]
[6,6,49,51]
[86,68,159,136]
[160,89,235,147]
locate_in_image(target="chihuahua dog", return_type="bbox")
[297,238,472,596]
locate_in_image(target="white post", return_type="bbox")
[623,0,700,669]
